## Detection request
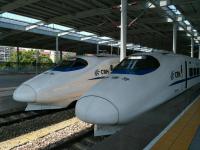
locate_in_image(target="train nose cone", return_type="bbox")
[75,96,118,125]
[13,84,36,102]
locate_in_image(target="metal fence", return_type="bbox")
[0,62,55,74]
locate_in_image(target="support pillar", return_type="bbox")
[120,0,127,61]
[173,22,177,54]
[199,45,200,59]
[111,45,113,55]
[60,49,63,61]
[56,36,59,63]
[97,44,99,55]
[191,37,194,58]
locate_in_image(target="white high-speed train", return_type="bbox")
[13,55,119,111]
[76,52,200,136]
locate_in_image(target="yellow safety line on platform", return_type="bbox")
[0,117,79,150]
[151,98,200,150]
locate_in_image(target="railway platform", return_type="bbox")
[0,74,34,114]
[92,84,200,150]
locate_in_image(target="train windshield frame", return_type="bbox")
[112,55,160,75]
[53,58,88,72]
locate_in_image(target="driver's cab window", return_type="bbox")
[53,58,88,71]
[112,55,160,75]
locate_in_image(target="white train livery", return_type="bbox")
[75,52,200,136]
[13,55,119,111]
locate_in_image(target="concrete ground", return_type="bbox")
[0,74,35,114]
[91,84,200,150]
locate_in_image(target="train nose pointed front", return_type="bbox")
[75,96,119,125]
[13,84,36,102]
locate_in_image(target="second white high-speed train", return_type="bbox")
[76,52,200,135]
[13,55,119,111]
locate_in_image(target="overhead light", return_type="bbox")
[109,42,120,47]
[193,29,197,32]
[194,32,198,37]
[195,40,199,44]
[57,30,75,37]
[184,20,191,25]
[81,36,96,41]
[187,26,192,31]
[58,31,70,37]
[187,33,191,37]
[178,27,184,31]
[160,0,170,7]
[98,40,110,44]
[176,15,183,22]
[167,17,173,22]
[127,43,134,47]
[147,2,156,8]
[25,21,45,31]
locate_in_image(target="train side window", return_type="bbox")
[135,56,159,67]
[197,68,200,75]
[53,58,88,71]
[73,58,88,68]
[194,68,197,76]
[189,68,193,77]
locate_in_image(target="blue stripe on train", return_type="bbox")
[169,75,200,86]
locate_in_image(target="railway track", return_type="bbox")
[0,109,70,127]
[48,127,107,150]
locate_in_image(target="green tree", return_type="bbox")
[9,50,36,63]
[39,54,53,64]
[9,50,53,64]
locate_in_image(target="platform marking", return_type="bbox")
[0,117,82,150]
[144,95,200,150]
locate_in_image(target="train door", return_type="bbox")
[185,61,187,89]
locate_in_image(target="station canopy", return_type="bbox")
[0,0,199,55]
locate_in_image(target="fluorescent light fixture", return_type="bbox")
[167,17,173,22]
[98,40,110,44]
[184,20,191,25]
[57,30,75,37]
[198,36,200,40]
[81,36,96,41]
[176,15,183,22]
[187,26,192,31]
[168,5,176,10]
[99,36,112,40]
[178,27,184,31]
[147,2,155,8]
[109,42,120,46]
[127,43,134,47]
[175,10,181,15]
[128,56,144,59]
[187,33,191,37]
[160,0,170,7]
[194,32,198,37]
[195,40,199,44]
[58,31,70,37]
[25,21,45,31]
[193,29,197,32]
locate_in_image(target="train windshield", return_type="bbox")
[53,58,88,71]
[112,55,160,75]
